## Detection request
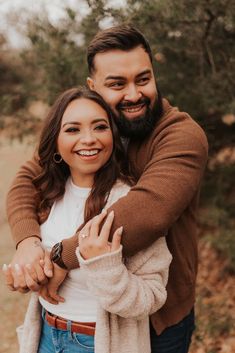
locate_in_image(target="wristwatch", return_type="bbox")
[50,242,67,269]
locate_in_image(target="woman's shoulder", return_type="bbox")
[105,180,131,208]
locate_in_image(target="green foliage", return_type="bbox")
[0,0,234,151]
[199,164,235,271]
[210,229,235,273]
[201,165,235,215]
[120,0,235,150]
[3,0,233,153]
[0,51,26,116]
[21,12,87,104]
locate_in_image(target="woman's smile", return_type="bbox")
[57,98,113,187]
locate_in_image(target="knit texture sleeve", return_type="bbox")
[61,109,208,269]
[76,237,172,320]
[106,112,208,257]
[6,156,42,246]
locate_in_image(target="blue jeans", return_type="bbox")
[38,311,95,353]
[150,308,195,353]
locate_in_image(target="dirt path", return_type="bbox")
[0,139,33,353]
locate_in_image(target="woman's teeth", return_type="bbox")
[77,149,99,156]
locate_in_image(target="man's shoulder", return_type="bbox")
[152,99,208,147]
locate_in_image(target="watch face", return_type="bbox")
[52,242,62,261]
[50,242,67,269]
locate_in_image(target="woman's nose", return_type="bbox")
[80,131,97,145]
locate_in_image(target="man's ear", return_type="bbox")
[87,77,95,91]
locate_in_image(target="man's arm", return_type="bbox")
[6,111,208,271]
[61,114,208,269]
[110,118,208,256]
[6,156,53,288]
[6,156,42,245]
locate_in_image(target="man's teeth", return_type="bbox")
[77,150,99,156]
[123,105,144,113]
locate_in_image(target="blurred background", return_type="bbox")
[0,0,234,352]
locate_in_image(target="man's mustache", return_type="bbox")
[116,97,151,110]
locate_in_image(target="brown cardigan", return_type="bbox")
[6,99,208,334]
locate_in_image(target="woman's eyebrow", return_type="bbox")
[62,118,109,128]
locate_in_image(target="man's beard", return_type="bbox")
[113,91,163,140]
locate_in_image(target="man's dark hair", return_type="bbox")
[87,25,153,75]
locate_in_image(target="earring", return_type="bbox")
[53,153,62,164]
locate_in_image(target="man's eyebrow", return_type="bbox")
[105,75,126,81]
[105,69,152,81]
[136,69,152,78]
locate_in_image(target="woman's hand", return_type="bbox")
[2,238,53,293]
[78,210,123,260]
[39,263,67,305]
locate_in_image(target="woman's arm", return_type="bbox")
[77,237,172,319]
[76,211,172,319]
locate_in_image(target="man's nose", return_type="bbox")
[124,84,142,102]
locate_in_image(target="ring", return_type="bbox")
[80,233,89,239]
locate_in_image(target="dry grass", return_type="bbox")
[0,139,33,353]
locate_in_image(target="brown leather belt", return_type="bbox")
[45,311,96,336]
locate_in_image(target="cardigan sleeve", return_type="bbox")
[76,237,172,320]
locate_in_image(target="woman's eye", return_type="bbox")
[65,127,79,133]
[95,124,109,131]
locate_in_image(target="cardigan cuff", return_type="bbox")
[76,246,123,271]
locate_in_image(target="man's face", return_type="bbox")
[87,46,160,138]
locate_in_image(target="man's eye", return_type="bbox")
[108,82,124,89]
[95,124,110,131]
[137,77,150,85]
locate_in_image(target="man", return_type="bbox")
[5,25,208,352]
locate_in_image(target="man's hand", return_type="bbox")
[39,263,67,304]
[2,237,53,292]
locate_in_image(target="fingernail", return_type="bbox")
[101,209,107,214]
[118,226,123,235]
[2,264,8,271]
[15,264,21,272]
[26,264,31,270]
[109,210,114,217]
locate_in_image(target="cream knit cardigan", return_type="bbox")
[19,238,171,353]
[18,182,172,353]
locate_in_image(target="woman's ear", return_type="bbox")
[87,77,95,91]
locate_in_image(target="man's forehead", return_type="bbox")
[93,47,153,78]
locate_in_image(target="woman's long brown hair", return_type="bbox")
[33,87,133,223]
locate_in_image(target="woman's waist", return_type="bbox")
[39,284,97,322]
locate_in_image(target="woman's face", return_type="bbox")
[57,98,113,187]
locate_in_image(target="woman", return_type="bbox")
[4,87,172,353]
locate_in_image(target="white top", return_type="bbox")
[39,177,130,322]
